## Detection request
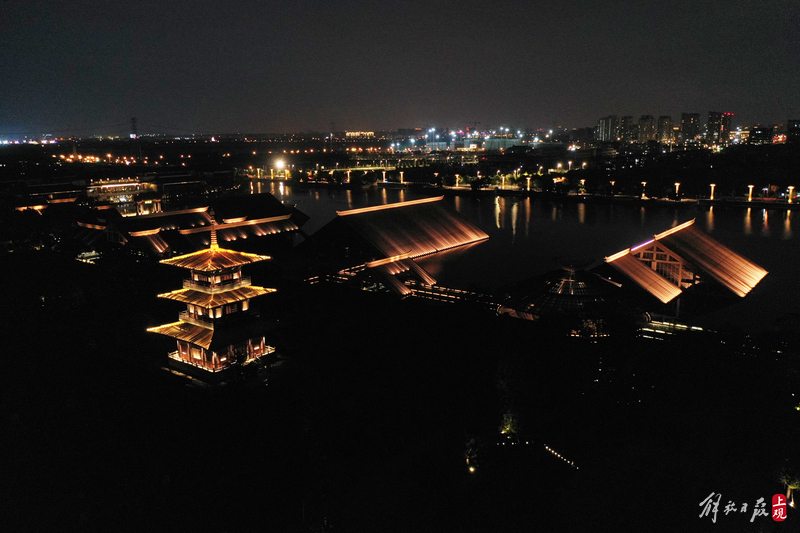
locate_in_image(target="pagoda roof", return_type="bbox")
[157,286,276,307]
[147,318,276,351]
[159,246,270,271]
[147,321,214,349]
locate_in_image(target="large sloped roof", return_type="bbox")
[656,222,767,298]
[336,196,489,259]
[605,254,683,304]
[605,219,767,303]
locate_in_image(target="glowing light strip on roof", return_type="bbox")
[605,248,630,262]
[128,228,162,237]
[337,196,444,216]
[178,214,293,234]
[654,218,695,240]
[136,206,208,219]
[77,221,106,230]
[630,239,655,252]
[365,253,412,268]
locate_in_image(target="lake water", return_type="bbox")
[252,180,799,333]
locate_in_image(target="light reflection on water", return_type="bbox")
[248,182,799,331]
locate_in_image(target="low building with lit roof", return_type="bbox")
[295,196,489,299]
[602,219,767,317]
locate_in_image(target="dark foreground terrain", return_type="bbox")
[2,250,798,532]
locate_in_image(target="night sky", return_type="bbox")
[2,0,798,136]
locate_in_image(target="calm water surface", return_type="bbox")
[253,181,799,332]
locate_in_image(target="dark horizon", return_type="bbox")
[2,0,798,137]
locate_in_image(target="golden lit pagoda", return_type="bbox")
[148,211,276,378]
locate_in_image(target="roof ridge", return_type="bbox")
[336,196,444,216]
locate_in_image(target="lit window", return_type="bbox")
[215,308,222,318]
[242,300,249,311]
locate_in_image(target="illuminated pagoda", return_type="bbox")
[604,219,767,308]
[147,213,276,381]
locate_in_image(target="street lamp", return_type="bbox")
[526,176,531,191]
[710,183,716,200]
[382,170,386,183]
[641,181,647,199]
[789,186,795,204]
[674,182,680,197]
[748,185,754,202]
[400,171,404,184]
[568,161,572,171]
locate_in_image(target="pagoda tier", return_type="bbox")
[148,222,277,377]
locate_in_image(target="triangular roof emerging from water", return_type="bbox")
[605,219,767,303]
[335,196,489,259]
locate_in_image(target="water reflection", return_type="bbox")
[577,203,585,225]
[495,197,502,229]
[761,210,769,236]
[524,198,530,239]
[744,208,752,235]
[511,201,518,240]
[785,211,792,239]
[706,206,714,232]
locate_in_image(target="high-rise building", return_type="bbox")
[721,113,733,144]
[620,116,637,143]
[638,115,656,142]
[680,113,700,144]
[596,116,619,141]
[657,116,673,143]
[705,112,733,145]
[707,112,722,143]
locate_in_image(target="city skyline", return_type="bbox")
[2,0,798,136]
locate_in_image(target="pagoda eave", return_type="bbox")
[147,321,214,350]
[156,286,276,307]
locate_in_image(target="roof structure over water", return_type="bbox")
[295,196,488,298]
[335,196,489,259]
[605,219,767,303]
